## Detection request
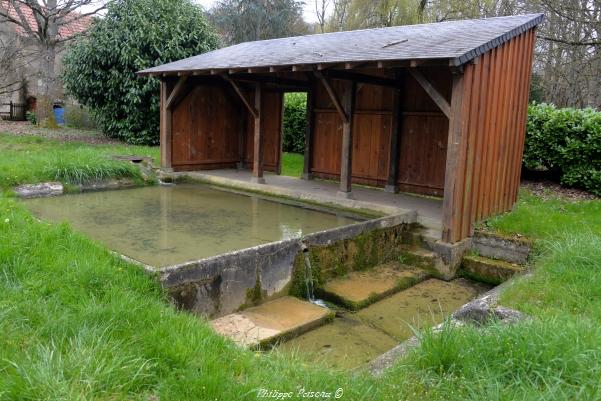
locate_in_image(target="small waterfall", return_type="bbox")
[301,244,327,308]
[158,178,175,186]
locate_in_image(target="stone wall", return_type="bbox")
[158,212,416,318]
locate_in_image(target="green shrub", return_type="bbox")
[64,104,96,129]
[26,111,36,125]
[524,103,601,195]
[282,92,306,154]
[62,0,219,145]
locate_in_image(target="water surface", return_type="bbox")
[279,278,491,369]
[25,184,357,267]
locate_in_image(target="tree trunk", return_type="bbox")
[37,0,59,128]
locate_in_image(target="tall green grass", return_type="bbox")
[0,134,159,189]
[482,190,601,239]
[0,198,379,400]
[2,131,601,399]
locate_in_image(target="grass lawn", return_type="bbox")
[1,131,601,400]
[281,152,304,177]
[0,133,159,191]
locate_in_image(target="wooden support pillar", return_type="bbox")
[442,70,466,243]
[251,82,265,184]
[302,82,315,180]
[338,80,356,198]
[385,73,403,193]
[159,80,173,171]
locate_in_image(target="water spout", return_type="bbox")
[301,244,327,308]
[158,179,175,186]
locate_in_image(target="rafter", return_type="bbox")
[221,74,258,118]
[314,71,348,123]
[409,69,451,118]
[165,76,188,110]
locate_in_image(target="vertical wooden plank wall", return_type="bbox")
[244,89,283,173]
[170,84,243,170]
[310,70,450,196]
[443,28,536,242]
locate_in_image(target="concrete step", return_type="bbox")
[460,254,525,285]
[402,226,442,250]
[211,296,333,348]
[399,246,439,273]
[318,261,431,310]
[355,278,490,340]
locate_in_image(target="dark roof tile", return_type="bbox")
[139,13,543,76]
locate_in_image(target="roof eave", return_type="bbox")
[451,13,544,67]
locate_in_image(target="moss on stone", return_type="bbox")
[460,254,524,285]
[288,224,411,300]
[244,272,267,307]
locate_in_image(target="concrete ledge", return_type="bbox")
[158,212,415,318]
[460,254,525,285]
[161,170,408,217]
[472,231,531,264]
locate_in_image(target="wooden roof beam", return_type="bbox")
[221,74,258,118]
[314,71,348,124]
[165,75,189,110]
[227,73,309,88]
[409,69,451,118]
[292,65,314,72]
[321,70,402,89]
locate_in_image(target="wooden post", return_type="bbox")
[302,82,315,180]
[338,80,356,198]
[251,82,265,184]
[385,73,403,193]
[442,70,466,243]
[160,80,173,171]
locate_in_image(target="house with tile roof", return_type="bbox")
[0,1,92,117]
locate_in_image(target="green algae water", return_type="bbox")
[279,278,491,370]
[25,184,357,267]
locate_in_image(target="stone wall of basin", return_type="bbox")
[159,211,417,318]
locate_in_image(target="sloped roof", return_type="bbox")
[139,13,543,76]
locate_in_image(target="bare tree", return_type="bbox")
[0,0,106,125]
[315,0,329,33]
[0,31,26,97]
[328,0,350,31]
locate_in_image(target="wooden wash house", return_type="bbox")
[138,14,544,243]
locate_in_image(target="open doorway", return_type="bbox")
[281,92,307,177]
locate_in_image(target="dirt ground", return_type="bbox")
[521,180,598,201]
[0,120,122,145]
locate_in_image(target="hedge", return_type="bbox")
[282,92,307,153]
[524,103,601,195]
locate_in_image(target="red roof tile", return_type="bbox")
[2,1,91,39]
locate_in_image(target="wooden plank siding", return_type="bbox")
[160,26,537,244]
[310,67,451,196]
[171,84,242,170]
[167,81,282,173]
[442,28,536,242]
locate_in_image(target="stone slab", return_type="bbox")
[461,254,525,285]
[211,296,332,347]
[14,182,63,198]
[356,278,490,340]
[279,312,398,370]
[472,232,531,264]
[319,262,431,310]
